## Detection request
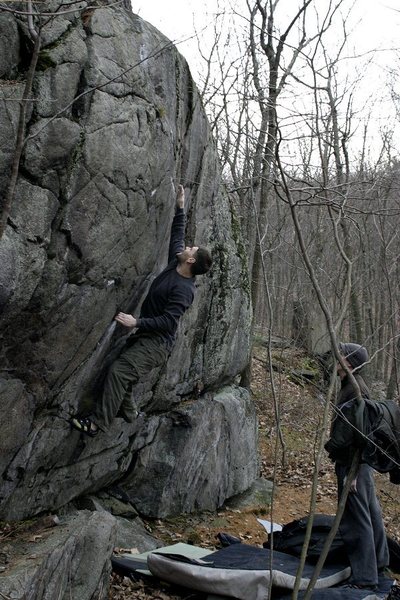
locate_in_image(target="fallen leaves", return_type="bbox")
[28,535,43,543]
[110,574,200,600]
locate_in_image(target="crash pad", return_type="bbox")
[147,543,351,600]
[112,541,213,578]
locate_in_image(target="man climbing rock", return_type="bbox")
[325,342,389,591]
[71,184,212,437]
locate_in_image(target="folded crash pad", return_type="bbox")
[147,543,351,600]
[112,542,213,579]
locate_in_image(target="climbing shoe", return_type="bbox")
[71,416,99,437]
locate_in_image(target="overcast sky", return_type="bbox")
[130,0,400,158]
[131,0,400,68]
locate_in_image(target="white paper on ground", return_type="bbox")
[257,518,283,533]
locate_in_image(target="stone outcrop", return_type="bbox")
[123,387,258,517]
[0,508,160,599]
[0,2,256,523]
[0,511,115,600]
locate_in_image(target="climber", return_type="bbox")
[71,184,212,437]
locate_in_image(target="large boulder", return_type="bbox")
[0,511,116,600]
[0,3,254,521]
[0,509,160,599]
[123,386,258,517]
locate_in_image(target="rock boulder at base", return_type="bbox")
[0,511,115,600]
[122,386,258,517]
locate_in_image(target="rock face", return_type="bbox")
[0,508,161,599]
[124,387,258,517]
[0,4,256,521]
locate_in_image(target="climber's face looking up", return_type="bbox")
[177,246,199,264]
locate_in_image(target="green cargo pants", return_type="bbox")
[92,332,168,430]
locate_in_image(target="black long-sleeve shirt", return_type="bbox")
[135,208,195,349]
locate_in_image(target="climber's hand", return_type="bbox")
[115,312,137,328]
[176,184,185,209]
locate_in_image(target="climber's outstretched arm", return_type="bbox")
[168,184,186,262]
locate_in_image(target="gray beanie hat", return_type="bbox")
[339,342,368,370]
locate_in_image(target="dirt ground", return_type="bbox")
[111,342,400,599]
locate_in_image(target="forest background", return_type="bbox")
[135,0,400,397]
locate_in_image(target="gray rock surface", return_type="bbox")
[0,13,19,78]
[0,378,34,477]
[76,493,162,549]
[0,2,255,524]
[113,515,162,551]
[0,81,27,199]
[224,477,274,511]
[0,510,115,600]
[123,386,258,517]
[0,508,161,599]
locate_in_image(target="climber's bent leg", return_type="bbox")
[93,333,168,430]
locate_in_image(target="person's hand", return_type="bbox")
[114,312,137,328]
[350,477,358,494]
[343,474,358,494]
[176,184,185,209]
